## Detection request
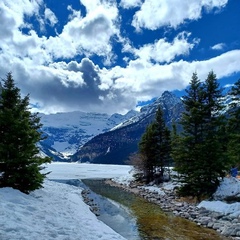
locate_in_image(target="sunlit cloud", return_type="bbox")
[0,0,239,115]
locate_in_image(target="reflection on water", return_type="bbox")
[53,179,140,240]
[91,194,140,240]
[82,179,230,240]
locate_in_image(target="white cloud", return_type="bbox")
[0,0,239,115]
[45,3,120,61]
[132,32,198,63]
[97,50,240,112]
[0,0,42,40]
[80,0,102,12]
[211,43,226,50]
[119,0,142,9]
[44,8,58,27]
[131,0,228,30]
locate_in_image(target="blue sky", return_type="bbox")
[0,0,239,114]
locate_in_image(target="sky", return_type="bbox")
[0,0,240,114]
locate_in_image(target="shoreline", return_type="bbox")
[106,179,240,240]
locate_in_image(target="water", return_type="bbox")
[55,179,230,240]
[82,179,230,240]
[53,179,140,239]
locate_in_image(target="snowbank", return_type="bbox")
[213,177,240,200]
[1,163,240,240]
[1,163,133,240]
[198,200,240,218]
[197,177,240,218]
[0,179,125,240]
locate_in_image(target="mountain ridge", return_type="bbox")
[39,110,139,160]
[41,90,239,163]
[71,91,184,164]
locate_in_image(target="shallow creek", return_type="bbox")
[58,179,230,240]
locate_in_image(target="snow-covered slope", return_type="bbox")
[111,91,182,131]
[72,91,184,164]
[39,110,139,159]
[0,180,126,240]
[39,90,239,162]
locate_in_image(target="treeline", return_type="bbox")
[132,71,240,200]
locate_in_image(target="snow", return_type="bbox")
[113,168,240,219]
[198,200,240,218]
[39,111,138,156]
[0,163,131,240]
[0,181,125,240]
[198,177,240,218]
[213,177,240,200]
[1,162,240,240]
[45,162,132,180]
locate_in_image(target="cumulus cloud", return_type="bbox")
[0,0,42,40]
[0,0,239,115]
[131,0,228,30]
[45,2,120,62]
[101,50,240,106]
[131,32,199,63]
[10,58,107,113]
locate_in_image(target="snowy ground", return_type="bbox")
[0,162,240,240]
[0,163,131,240]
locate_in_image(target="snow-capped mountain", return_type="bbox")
[72,91,184,164]
[39,110,139,160]
[40,90,239,163]
[219,91,240,114]
[111,91,183,131]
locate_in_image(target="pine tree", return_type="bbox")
[0,73,51,194]
[139,123,156,183]
[172,71,228,200]
[227,79,240,165]
[172,72,206,197]
[151,107,171,181]
[200,71,227,194]
[139,107,171,183]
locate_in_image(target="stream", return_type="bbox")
[56,179,229,240]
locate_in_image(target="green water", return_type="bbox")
[82,179,230,240]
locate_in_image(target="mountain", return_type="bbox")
[39,110,139,160]
[71,91,184,164]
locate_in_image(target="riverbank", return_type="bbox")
[106,179,240,240]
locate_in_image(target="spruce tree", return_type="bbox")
[200,71,227,194]
[227,79,240,165]
[151,107,171,181]
[172,72,206,197]
[172,71,228,200]
[139,107,171,183]
[139,123,156,183]
[0,73,51,194]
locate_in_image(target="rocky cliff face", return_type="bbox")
[71,91,184,164]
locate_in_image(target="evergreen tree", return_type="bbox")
[139,123,156,183]
[0,73,51,194]
[152,107,171,181]
[172,71,228,200]
[172,72,206,197]
[139,107,171,183]
[227,79,240,165]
